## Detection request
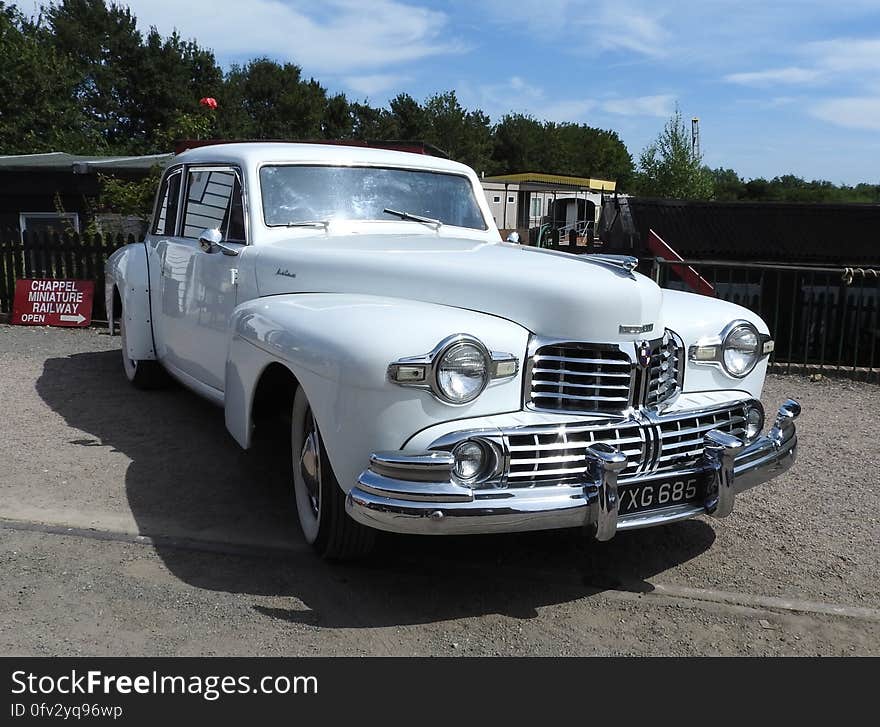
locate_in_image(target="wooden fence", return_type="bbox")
[0,230,134,322]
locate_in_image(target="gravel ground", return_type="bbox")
[0,323,878,656]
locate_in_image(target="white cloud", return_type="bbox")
[540,99,598,122]
[601,94,674,117]
[123,0,462,74]
[724,36,880,88]
[807,38,880,72]
[478,0,670,58]
[810,97,880,131]
[724,66,822,86]
[462,76,673,123]
[342,74,408,96]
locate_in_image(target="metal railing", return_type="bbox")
[647,258,880,381]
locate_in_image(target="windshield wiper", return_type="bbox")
[284,220,330,229]
[383,208,442,229]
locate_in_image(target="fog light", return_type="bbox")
[452,440,486,482]
[745,403,765,441]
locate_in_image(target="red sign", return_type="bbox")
[11,279,94,327]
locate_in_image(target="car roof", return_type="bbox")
[173,142,475,176]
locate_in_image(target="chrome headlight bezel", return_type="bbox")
[688,319,773,379]
[435,339,490,404]
[388,334,519,406]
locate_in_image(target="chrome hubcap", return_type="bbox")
[299,412,321,518]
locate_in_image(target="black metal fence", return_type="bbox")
[2,229,879,381]
[0,230,134,321]
[649,258,880,381]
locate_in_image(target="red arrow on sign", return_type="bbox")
[11,279,94,327]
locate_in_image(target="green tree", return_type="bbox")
[710,167,746,200]
[349,101,395,139]
[387,93,427,140]
[422,91,492,172]
[0,2,90,153]
[44,0,146,150]
[134,28,223,149]
[636,106,713,199]
[322,93,353,139]
[218,58,327,139]
[489,114,633,186]
[490,114,547,174]
[42,0,222,153]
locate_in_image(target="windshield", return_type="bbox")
[260,165,487,230]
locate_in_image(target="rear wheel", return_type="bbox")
[119,302,167,389]
[291,387,375,560]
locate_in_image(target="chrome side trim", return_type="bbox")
[368,451,454,483]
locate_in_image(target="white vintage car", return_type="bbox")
[106,142,799,558]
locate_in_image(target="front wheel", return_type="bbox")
[291,387,375,560]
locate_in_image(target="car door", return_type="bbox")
[157,165,247,392]
[146,165,183,365]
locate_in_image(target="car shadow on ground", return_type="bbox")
[36,347,716,627]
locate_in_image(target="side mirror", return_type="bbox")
[198,228,239,256]
[506,231,520,244]
[198,228,223,253]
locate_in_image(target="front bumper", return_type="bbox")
[345,399,800,538]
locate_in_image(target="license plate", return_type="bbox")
[618,475,706,515]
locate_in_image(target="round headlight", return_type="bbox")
[452,440,487,482]
[744,402,765,441]
[436,341,489,404]
[722,323,760,377]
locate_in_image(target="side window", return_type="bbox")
[182,168,246,243]
[153,169,182,235]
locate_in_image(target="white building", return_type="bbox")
[480,172,616,237]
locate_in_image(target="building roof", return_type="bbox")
[483,172,616,192]
[0,151,173,174]
[601,196,880,264]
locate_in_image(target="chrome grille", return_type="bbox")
[525,331,683,415]
[635,330,684,408]
[504,402,749,487]
[506,420,646,484]
[525,343,633,414]
[652,404,747,475]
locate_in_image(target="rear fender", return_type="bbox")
[105,241,155,361]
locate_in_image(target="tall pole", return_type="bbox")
[691,117,701,158]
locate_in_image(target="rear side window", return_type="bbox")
[182,168,246,242]
[153,169,182,235]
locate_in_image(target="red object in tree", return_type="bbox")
[199,97,218,109]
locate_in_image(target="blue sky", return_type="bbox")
[114,1,880,183]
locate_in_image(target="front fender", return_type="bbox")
[105,242,155,361]
[661,289,769,399]
[225,293,530,491]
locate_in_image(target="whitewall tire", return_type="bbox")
[290,386,375,559]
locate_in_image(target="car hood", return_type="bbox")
[252,235,664,342]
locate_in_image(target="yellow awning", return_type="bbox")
[482,172,616,192]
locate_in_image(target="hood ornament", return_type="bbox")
[587,254,639,273]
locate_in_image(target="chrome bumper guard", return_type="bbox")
[346,399,801,537]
